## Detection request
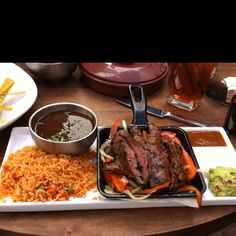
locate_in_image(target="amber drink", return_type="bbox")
[167,63,217,111]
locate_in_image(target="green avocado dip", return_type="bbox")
[208,166,236,197]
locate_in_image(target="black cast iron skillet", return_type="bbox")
[97,84,206,198]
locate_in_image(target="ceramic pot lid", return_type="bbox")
[80,63,168,84]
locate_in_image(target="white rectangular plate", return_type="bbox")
[183,126,236,206]
[0,126,236,212]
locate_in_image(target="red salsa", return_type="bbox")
[186,130,226,147]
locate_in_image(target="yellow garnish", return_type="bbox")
[0,119,6,124]
[4,106,13,111]
[0,78,14,112]
[8,91,25,95]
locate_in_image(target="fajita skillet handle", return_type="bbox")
[129,84,148,128]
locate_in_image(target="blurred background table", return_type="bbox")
[0,63,236,236]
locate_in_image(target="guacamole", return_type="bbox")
[208,166,236,197]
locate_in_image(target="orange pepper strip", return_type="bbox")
[161,131,180,143]
[161,131,197,181]
[109,119,122,139]
[182,148,197,181]
[177,185,202,208]
[137,181,170,194]
[105,172,129,193]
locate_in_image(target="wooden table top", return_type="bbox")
[0,63,236,236]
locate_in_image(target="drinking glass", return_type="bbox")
[167,63,217,111]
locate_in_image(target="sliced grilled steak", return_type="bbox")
[145,123,171,187]
[121,127,149,184]
[102,158,123,174]
[102,123,191,191]
[118,129,148,184]
[167,141,188,189]
[103,129,143,184]
[130,126,145,144]
[124,141,143,184]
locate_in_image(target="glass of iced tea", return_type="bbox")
[167,63,217,111]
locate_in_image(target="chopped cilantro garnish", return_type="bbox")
[50,135,60,141]
[64,111,71,116]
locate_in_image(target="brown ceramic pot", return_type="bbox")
[79,63,169,97]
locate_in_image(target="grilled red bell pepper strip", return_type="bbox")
[182,148,197,181]
[137,181,170,194]
[176,184,202,208]
[161,131,180,143]
[109,119,122,139]
[161,131,197,181]
[105,172,129,192]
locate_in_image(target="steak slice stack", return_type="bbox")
[145,123,171,187]
[103,123,189,190]
[103,129,148,185]
[166,141,188,189]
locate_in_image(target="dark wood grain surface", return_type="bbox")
[0,63,236,236]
